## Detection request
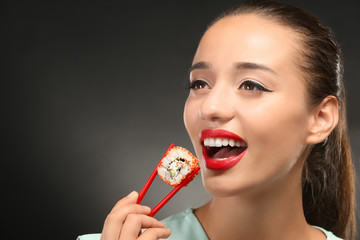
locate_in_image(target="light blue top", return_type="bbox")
[77,208,342,240]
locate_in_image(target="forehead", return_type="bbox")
[194,15,300,69]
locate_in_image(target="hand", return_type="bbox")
[100,191,171,240]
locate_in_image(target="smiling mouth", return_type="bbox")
[200,129,248,170]
[203,138,248,161]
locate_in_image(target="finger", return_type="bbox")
[101,204,151,240]
[111,191,139,211]
[139,228,171,240]
[119,214,166,240]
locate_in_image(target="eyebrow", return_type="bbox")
[189,61,278,75]
[234,62,278,75]
[188,61,211,73]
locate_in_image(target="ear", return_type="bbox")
[306,96,339,145]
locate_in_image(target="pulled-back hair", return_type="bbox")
[210,0,355,239]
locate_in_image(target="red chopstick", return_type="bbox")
[148,166,200,217]
[136,143,175,204]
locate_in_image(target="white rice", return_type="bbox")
[158,147,196,186]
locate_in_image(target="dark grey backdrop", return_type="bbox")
[3,1,360,239]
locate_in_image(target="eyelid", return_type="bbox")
[188,79,211,89]
[239,79,272,92]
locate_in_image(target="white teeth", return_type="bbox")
[203,138,246,148]
[215,138,222,147]
[212,158,228,161]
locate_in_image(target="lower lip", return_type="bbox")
[202,146,247,170]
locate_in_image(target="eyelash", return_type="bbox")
[187,79,272,92]
[187,80,209,90]
[239,80,272,92]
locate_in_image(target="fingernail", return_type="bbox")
[142,206,151,212]
[127,191,137,198]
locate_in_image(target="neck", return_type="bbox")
[194,169,323,240]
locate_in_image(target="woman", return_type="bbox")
[78,1,355,239]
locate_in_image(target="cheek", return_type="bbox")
[183,97,206,163]
[243,98,310,168]
[183,97,198,142]
[183,98,193,133]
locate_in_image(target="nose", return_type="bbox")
[199,85,235,123]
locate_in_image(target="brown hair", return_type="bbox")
[210,0,355,239]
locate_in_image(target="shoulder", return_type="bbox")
[313,226,343,240]
[161,208,196,224]
[76,233,101,240]
[160,208,208,240]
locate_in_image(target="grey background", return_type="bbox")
[3,0,359,239]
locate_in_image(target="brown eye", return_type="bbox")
[241,81,256,90]
[239,80,271,92]
[189,80,210,89]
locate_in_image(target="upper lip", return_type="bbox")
[200,129,246,144]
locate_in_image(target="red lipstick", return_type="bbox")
[200,129,247,170]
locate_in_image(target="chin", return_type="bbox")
[201,172,255,198]
[201,166,282,200]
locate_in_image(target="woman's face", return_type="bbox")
[184,15,314,197]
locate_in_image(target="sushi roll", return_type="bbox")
[157,146,199,187]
